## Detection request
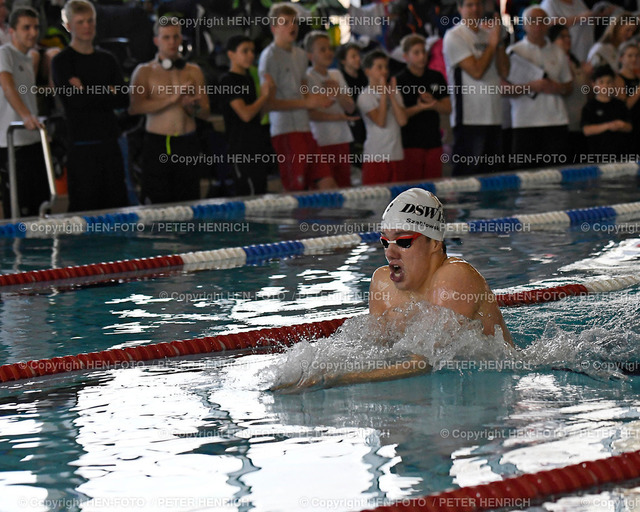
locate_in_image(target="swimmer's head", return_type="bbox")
[381,188,445,242]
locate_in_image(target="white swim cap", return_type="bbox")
[381,188,445,241]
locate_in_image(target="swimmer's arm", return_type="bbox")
[128,64,180,115]
[323,355,431,387]
[368,266,391,318]
[271,355,430,391]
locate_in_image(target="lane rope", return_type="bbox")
[0,276,638,383]
[359,450,640,511]
[1,162,638,239]
[2,199,640,290]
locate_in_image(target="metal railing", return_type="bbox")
[6,120,58,219]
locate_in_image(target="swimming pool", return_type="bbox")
[1,174,640,511]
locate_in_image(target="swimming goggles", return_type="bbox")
[379,233,422,249]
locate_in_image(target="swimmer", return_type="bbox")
[371,188,512,343]
[273,188,513,390]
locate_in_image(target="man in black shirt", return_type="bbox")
[52,0,128,212]
[395,34,450,180]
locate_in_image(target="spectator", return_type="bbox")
[0,7,49,218]
[0,0,9,45]
[507,6,572,167]
[549,23,591,158]
[357,50,407,185]
[258,4,337,191]
[220,35,274,196]
[587,12,638,70]
[129,18,210,204]
[540,0,615,62]
[613,41,640,146]
[336,42,368,100]
[336,42,367,148]
[304,31,356,188]
[396,34,450,180]
[443,0,509,176]
[52,0,128,212]
[581,64,632,160]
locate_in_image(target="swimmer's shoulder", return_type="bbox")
[371,265,393,286]
[433,257,488,292]
[436,256,476,277]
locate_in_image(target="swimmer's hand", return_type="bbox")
[270,355,431,393]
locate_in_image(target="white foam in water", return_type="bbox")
[263,289,640,390]
[264,303,516,392]
[518,291,640,381]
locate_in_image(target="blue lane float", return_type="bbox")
[2,162,639,239]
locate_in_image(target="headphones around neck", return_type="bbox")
[158,56,186,70]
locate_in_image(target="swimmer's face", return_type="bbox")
[271,15,298,45]
[155,25,182,59]
[10,15,39,53]
[382,230,437,292]
[67,10,96,44]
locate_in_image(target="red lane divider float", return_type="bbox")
[497,284,589,307]
[0,255,185,287]
[359,450,640,512]
[0,318,346,383]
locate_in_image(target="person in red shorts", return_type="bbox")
[357,50,407,185]
[304,30,358,188]
[258,4,337,191]
[396,34,450,180]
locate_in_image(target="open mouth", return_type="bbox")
[389,262,404,283]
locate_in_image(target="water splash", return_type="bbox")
[264,290,640,391]
[264,303,513,392]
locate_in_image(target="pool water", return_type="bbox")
[1,177,640,511]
